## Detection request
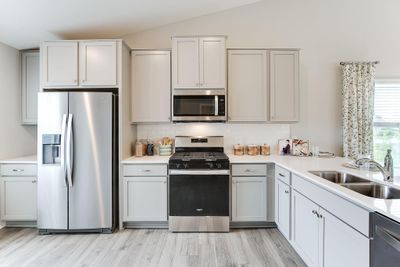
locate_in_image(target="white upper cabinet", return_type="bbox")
[41,40,119,88]
[269,50,299,122]
[228,50,267,122]
[41,41,78,87]
[21,51,40,125]
[79,41,117,86]
[131,50,171,123]
[172,36,226,89]
[199,37,226,88]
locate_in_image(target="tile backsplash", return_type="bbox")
[136,123,290,154]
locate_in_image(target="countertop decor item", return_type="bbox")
[247,145,260,156]
[261,144,270,156]
[234,144,244,155]
[292,139,309,156]
[278,139,292,155]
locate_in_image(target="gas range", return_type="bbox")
[168,136,230,233]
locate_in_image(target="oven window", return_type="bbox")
[174,96,215,116]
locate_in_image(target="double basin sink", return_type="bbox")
[309,171,400,199]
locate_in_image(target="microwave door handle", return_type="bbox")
[215,96,219,116]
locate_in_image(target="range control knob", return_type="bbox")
[183,163,189,169]
[206,162,214,169]
[176,163,181,169]
[216,163,222,169]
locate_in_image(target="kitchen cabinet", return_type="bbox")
[172,36,226,89]
[269,50,299,122]
[41,41,78,87]
[0,163,37,221]
[79,41,117,86]
[122,164,168,223]
[228,50,268,122]
[131,50,171,123]
[21,51,40,125]
[275,179,291,239]
[41,40,118,88]
[231,164,267,222]
[291,189,369,267]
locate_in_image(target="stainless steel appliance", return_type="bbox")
[172,89,226,122]
[37,90,118,234]
[371,212,400,266]
[168,136,230,232]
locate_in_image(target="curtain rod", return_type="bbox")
[340,61,380,65]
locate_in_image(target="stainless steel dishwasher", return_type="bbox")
[371,212,400,266]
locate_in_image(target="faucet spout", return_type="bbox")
[355,158,393,182]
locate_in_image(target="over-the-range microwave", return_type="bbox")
[172,89,226,122]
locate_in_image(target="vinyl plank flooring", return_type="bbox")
[0,227,306,267]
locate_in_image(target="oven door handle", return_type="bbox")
[169,170,230,175]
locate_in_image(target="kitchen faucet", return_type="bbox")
[355,158,393,182]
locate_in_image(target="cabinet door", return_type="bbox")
[199,37,226,88]
[1,177,37,221]
[320,208,370,267]
[123,177,167,221]
[232,176,267,222]
[41,41,78,87]
[79,41,117,86]
[172,37,199,88]
[291,190,319,267]
[131,51,171,123]
[275,179,291,239]
[22,51,40,125]
[269,50,299,122]
[228,50,267,122]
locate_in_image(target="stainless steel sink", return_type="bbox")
[309,171,400,199]
[309,171,371,184]
[341,184,400,199]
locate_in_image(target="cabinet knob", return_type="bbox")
[284,190,289,194]
[32,180,37,184]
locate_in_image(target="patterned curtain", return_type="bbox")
[342,62,376,159]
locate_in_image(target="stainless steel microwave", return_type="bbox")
[172,89,226,122]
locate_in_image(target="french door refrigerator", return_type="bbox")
[37,90,118,234]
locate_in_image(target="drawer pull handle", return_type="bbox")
[196,208,203,212]
[278,173,285,177]
[284,190,289,194]
[142,170,151,172]
[12,169,24,172]
[312,210,317,215]
[32,180,37,184]
[245,169,253,172]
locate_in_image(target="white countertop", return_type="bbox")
[123,153,400,223]
[0,155,37,164]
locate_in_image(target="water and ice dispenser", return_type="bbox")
[42,134,61,164]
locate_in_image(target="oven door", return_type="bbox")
[172,89,226,122]
[169,172,229,217]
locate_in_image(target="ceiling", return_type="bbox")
[0,0,260,49]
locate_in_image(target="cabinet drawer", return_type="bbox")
[275,165,290,185]
[232,164,267,176]
[1,164,36,177]
[123,164,167,177]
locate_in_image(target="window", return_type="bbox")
[373,80,400,175]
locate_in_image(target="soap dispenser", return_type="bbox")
[384,149,394,178]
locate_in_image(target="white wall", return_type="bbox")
[123,0,400,155]
[0,42,36,159]
[137,123,290,154]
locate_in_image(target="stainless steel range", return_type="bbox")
[168,136,230,232]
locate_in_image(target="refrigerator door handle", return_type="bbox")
[61,114,68,187]
[66,114,74,187]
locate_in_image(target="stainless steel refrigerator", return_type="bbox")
[37,90,118,234]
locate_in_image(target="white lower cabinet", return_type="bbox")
[291,189,370,267]
[123,176,167,222]
[0,176,37,221]
[291,190,320,267]
[232,176,267,222]
[275,179,291,239]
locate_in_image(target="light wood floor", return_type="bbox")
[0,227,305,267]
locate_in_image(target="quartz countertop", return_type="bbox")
[123,153,400,223]
[0,155,37,164]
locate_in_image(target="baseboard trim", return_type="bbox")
[123,221,169,229]
[5,221,37,228]
[230,221,276,228]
